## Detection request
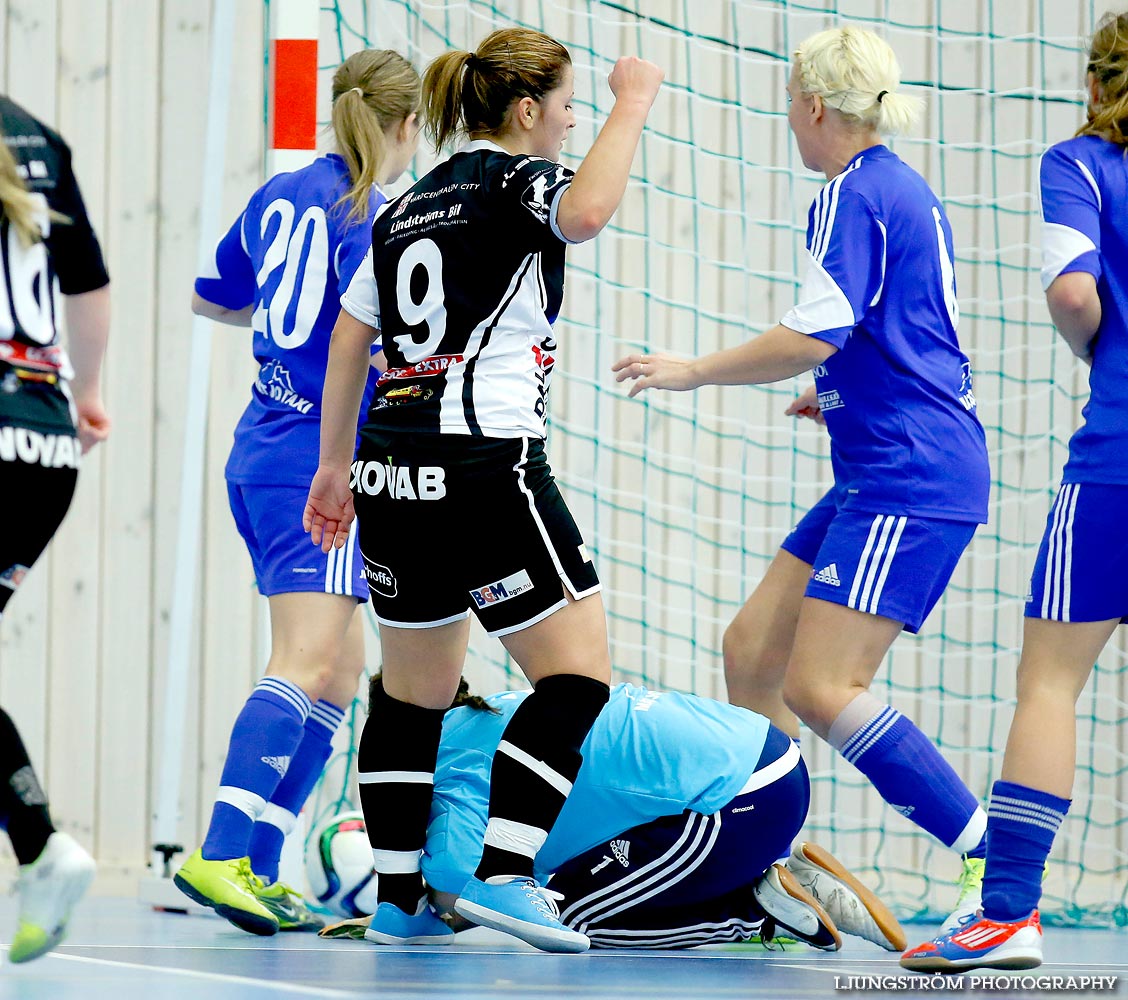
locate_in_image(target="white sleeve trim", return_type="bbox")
[548,182,580,245]
[1041,221,1097,291]
[780,248,856,335]
[1074,158,1102,212]
[340,246,380,327]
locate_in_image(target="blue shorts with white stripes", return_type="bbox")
[1026,482,1128,623]
[781,490,977,633]
[227,482,367,600]
[546,726,808,949]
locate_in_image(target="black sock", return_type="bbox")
[476,674,609,881]
[0,708,54,865]
[359,680,446,913]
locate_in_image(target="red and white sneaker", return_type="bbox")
[900,910,1043,973]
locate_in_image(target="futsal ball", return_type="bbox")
[306,810,379,917]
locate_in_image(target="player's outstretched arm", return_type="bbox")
[612,324,835,398]
[555,57,664,243]
[64,285,111,453]
[305,308,379,552]
[191,290,254,327]
[785,384,826,425]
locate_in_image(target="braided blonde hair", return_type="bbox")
[795,27,922,136]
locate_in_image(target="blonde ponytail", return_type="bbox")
[331,49,421,223]
[796,26,922,136]
[0,132,45,246]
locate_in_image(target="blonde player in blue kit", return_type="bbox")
[173,50,421,935]
[615,26,991,924]
[903,12,1128,973]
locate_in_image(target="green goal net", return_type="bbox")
[299,0,1127,925]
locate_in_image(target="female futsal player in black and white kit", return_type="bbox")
[304,28,663,952]
[0,95,110,962]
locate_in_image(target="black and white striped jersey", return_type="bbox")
[0,96,108,432]
[0,96,109,353]
[342,139,574,439]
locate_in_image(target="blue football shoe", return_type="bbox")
[363,900,455,945]
[455,876,589,953]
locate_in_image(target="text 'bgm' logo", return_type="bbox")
[469,570,534,609]
[362,558,397,598]
[350,461,446,500]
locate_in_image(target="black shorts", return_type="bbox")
[352,432,600,636]
[0,422,80,616]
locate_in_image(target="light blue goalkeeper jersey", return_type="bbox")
[422,683,772,894]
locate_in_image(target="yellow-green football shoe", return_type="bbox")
[253,880,325,931]
[173,850,278,936]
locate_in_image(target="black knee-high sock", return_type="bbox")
[359,680,446,913]
[476,674,609,882]
[0,708,54,865]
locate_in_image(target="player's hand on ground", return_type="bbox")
[785,384,825,425]
[608,57,664,107]
[75,395,111,453]
[304,465,355,553]
[612,351,698,398]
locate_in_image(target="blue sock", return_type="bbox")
[981,779,1068,922]
[202,677,312,862]
[828,693,986,853]
[248,700,346,883]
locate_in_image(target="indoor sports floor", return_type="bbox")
[0,897,1123,999]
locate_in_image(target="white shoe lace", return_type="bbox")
[521,880,566,921]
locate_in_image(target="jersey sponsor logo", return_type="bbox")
[389,208,452,235]
[375,384,434,409]
[816,389,843,411]
[532,335,556,420]
[812,563,841,587]
[255,360,313,414]
[0,564,29,591]
[0,427,79,469]
[362,557,397,598]
[377,354,465,385]
[390,191,415,219]
[469,569,534,609]
[610,839,631,867]
[0,341,63,372]
[958,361,978,412]
[350,460,447,500]
[519,165,570,223]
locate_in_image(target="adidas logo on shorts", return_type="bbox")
[812,563,841,587]
[610,839,631,867]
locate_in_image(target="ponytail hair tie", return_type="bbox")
[876,89,889,103]
[348,87,364,98]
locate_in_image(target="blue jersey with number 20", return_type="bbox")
[195,154,382,486]
[781,145,989,523]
